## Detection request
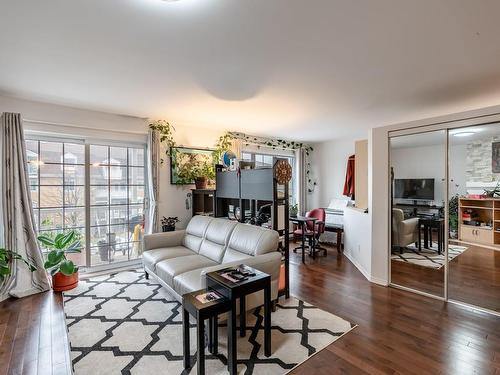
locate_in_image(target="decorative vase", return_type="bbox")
[52,271,79,292]
[162,225,175,232]
[195,176,208,189]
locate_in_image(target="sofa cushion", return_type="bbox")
[222,224,279,263]
[182,215,212,253]
[155,254,217,286]
[173,268,205,297]
[198,219,237,262]
[143,246,195,271]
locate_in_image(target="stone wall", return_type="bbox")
[466,136,500,182]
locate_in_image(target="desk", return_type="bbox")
[290,216,317,263]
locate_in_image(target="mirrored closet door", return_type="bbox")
[448,123,500,313]
[389,130,446,297]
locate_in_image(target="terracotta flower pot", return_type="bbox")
[52,271,79,292]
[195,176,208,189]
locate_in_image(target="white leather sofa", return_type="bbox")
[143,215,281,307]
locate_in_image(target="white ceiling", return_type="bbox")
[2,0,500,142]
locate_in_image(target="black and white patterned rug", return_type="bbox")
[391,242,468,269]
[63,269,355,374]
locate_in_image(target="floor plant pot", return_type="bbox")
[195,176,208,189]
[162,225,175,232]
[52,271,79,292]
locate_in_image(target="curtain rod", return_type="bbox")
[22,118,147,136]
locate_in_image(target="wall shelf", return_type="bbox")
[459,197,500,246]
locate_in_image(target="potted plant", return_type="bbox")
[449,194,459,239]
[289,204,298,218]
[193,161,215,189]
[162,216,180,232]
[38,231,81,292]
[0,248,36,286]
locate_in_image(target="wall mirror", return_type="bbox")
[448,123,500,313]
[389,130,446,297]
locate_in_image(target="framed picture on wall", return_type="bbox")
[170,146,214,185]
[493,142,500,173]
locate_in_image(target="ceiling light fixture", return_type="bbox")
[453,131,475,137]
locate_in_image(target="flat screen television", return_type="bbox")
[394,178,434,200]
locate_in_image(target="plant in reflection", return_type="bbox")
[449,194,459,239]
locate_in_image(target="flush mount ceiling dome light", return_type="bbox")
[453,131,476,137]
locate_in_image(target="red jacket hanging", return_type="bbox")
[343,155,355,199]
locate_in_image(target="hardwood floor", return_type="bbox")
[289,247,500,375]
[0,292,71,375]
[391,241,500,312]
[1,246,499,374]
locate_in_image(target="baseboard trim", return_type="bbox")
[343,251,388,286]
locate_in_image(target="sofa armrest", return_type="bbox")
[401,218,419,234]
[200,252,282,281]
[143,230,186,251]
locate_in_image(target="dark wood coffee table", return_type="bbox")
[206,264,272,375]
[182,289,231,375]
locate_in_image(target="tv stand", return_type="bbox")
[394,201,443,218]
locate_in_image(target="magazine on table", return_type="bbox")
[196,291,222,304]
[219,265,257,283]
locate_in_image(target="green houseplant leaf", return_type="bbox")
[38,230,81,277]
[0,248,37,283]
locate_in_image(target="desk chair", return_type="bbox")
[293,208,327,258]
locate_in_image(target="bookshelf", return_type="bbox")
[459,198,500,245]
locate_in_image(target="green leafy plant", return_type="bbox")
[0,248,36,283]
[449,194,459,238]
[149,119,177,163]
[212,133,234,165]
[37,231,81,276]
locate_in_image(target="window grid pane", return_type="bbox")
[28,140,147,268]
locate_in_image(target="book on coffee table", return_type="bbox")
[195,291,222,304]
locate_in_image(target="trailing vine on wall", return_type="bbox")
[148,119,177,163]
[222,131,317,193]
[148,121,317,193]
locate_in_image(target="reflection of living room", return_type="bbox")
[390,122,500,312]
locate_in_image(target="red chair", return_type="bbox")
[293,208,327,260]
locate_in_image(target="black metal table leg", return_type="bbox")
[183,308,190,369]
[227,300,237,375]
[264,282,271,357]
[196,315,205,375]
[239,296,246,337]
[417,221,422,252]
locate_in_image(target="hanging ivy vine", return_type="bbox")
[149,121,317,193]
[220,131,317,193]
[148,119,177,164]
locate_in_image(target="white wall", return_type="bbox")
[343,207,372,280]
[390,143,467,205]
[0,95,221,229]
[309,138,355,210]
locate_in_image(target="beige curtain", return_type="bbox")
[146,129,160,235]
[0,112,50,301]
